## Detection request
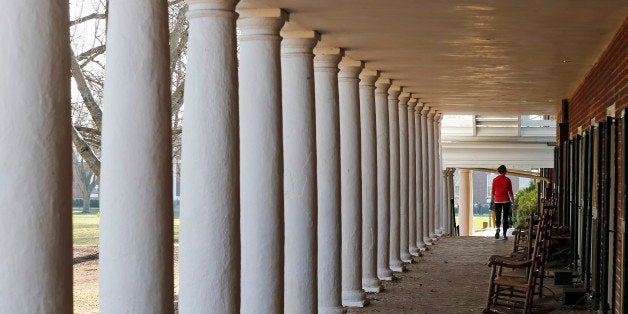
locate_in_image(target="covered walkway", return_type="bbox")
[350,236,566,313]
[350,237,512,313]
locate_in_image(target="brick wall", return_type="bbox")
[562,18,626,312]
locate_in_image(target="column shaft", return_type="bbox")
[100,1,174,312]
[314,48,345,313]
[282,31,319,314]
[398,94,412,263]
[0,1,72,311]
[359,69,382,293]
[237,9,287,313]
[420,108,432,245]
[459,169,473,236]
[375,78,393,281]
[426,111,436,240]
[407,100,419,256]
[414,104,427,250]
[179,1,240,312]
[434,115,442,236]
[388,86,404,272]
[339,58,367,307]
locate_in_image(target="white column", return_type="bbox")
[407,99,420,256]
[338,57,367,307]
[459,169,473,236]
[433,113,442,236]
[420,107,433,245]
[388,85,405,272]
[359,69,383,293]
[314,47,346,313]
[0,1,72,311]
[282,30,320,313]
[237,9,287,313]
[414,102,427,251]
[100,1,173,312]
[398,93,413,263]
[375,78,393,281]
[426,109,437,241]
[436,115,445,235]
[179,1,239,312]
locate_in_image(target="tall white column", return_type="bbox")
[100,1,173,312]
[459,169,474,236]
[435,114,445,235]
[388,85,405,272]
[314,47,346,314]
[433,113,442,236]
[179,1,239,312]
[407,98,420,256]
[338,57,367,307]
[426,109,437,241]
[420,106,433,245]
[359,69,383,293]
[282,30,320,313]
[237,9,287,313]
[375,77,393,281]
[398,93,413,263]
[414,102,427,251]
[0,1,72,311]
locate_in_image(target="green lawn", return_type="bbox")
[72,209,180,245]
[454,215,494,232]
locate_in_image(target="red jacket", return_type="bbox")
[492,175,513,203]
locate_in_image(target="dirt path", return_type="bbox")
[349,236,512,314]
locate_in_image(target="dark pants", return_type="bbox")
[494,202,511,235]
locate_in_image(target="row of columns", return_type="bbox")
[0,1,448,313]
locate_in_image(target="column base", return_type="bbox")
[362,277,382,293]
[363,286,383,293]
[401,252,413,263]
[377,268,393,281]
[416,241,427,250]
[341,290,368,307]
[409,246,420,256]
[389,261,406,272]
[424,237,434,245]
[319,305,348,314]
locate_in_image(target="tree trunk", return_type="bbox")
[82,193,91,214]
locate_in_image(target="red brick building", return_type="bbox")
[555,18,627,313]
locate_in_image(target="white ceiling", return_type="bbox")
[238,0,627,115]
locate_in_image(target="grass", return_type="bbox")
[72,209,180,245]
[454,215,494,232]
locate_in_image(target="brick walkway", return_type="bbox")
[350,236,512,313]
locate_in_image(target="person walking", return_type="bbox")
[491,165,514,240]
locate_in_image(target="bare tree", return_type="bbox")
[73,150,99,213]
[70,0,189,180]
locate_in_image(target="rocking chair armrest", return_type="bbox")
[488,255,533,268]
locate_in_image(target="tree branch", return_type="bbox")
[71,49,103,130]
[70,13,107,26]
[72,126,101,177]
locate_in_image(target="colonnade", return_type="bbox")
[0,1,448,312]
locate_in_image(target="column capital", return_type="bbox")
[237,8,288,38]
[408,98,418,111]
[421,105,430,116]
[281,30,320,55]
[427,109,437,119]
[359,69,379,86]
[414,102,424,113]
[388,85,401,100]
[313,47,343,71]
[375,77,391,94]
[398,92,410,106]
[338,57,363,80]
[186,0,239,19]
